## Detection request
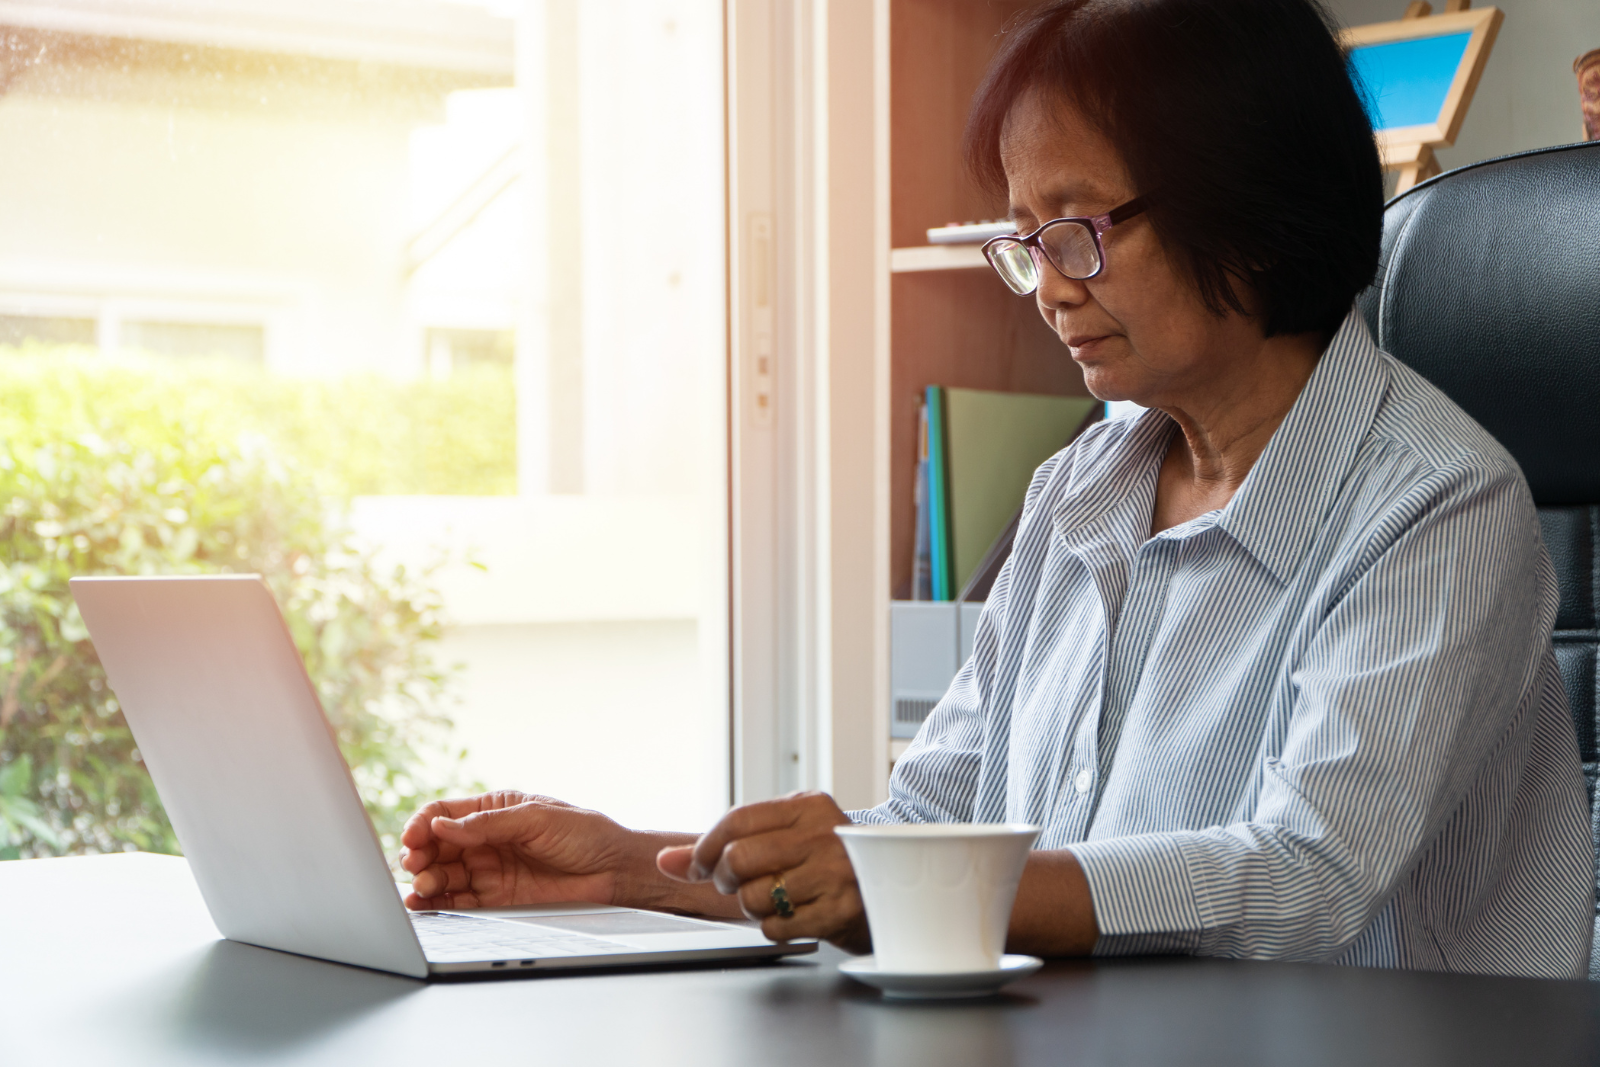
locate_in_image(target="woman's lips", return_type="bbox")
[1066,334,1112,356]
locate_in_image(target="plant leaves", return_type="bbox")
[0,352,478,860]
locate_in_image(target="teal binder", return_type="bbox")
[924,384,954,601]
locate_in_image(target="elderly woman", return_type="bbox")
[400,0,1592,977]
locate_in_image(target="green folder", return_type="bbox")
[942,388,1100,595]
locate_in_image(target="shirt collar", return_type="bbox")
[1047,307,1388,584]
[1215,307,1388,584]
[1049,403,1171,548]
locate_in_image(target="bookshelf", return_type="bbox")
[885,0,1094,599]
[889,244,986,272]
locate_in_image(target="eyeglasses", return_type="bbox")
[981,196,1150,296]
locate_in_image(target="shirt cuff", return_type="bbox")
[1067,833,1217,954]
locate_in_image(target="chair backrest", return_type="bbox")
[1357,140,1600,976]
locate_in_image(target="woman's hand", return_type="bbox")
[400,790,704,913]
[657,791,871,953]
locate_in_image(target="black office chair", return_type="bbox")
[1357,140,1600,977]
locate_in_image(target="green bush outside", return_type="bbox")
[0,345,516,498]
[0,348,490,861]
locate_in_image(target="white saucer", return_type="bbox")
[837,954,1043,1000]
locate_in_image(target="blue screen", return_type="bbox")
[1349,31,1472,130]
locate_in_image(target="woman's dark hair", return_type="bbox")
[965,0,1383,338]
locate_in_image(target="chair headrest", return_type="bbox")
[1357,142,1600,506]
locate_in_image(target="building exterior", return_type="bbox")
[0,0,516,376]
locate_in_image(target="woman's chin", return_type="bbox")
[1080,368,1142,406]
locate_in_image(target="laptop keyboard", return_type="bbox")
[411,910,637,964]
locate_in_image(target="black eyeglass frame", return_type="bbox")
[980,195,1150,294]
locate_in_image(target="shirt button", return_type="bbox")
[1074,770,1093,795]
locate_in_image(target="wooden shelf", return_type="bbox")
[890,244,987,273]
[883,0,1092,599]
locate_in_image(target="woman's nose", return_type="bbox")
[1035,263,1089,314]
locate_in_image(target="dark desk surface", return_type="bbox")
[4,853,1597,1066]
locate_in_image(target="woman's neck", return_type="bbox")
[1149,330,1324,535]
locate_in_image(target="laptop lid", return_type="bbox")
[71,575,431,978]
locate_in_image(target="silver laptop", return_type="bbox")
[70,574,814,979]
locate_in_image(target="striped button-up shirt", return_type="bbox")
[857,310,1593,978]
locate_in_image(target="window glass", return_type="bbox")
[0,0,727,862]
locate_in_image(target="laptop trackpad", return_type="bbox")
[496,910,770,949]
[503,912,738,936]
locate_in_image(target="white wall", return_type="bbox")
[349,495,704,625]
[435,620,721,832]
[350,492,729,832]
[1326,0,1600,172]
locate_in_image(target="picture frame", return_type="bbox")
[1341,4,1503,192]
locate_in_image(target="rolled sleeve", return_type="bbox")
[1068,833,1206,955]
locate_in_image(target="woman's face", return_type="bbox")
[1000,89,1267,408]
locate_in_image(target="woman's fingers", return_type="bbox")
[744,871,865,945]
[711,828,815,894]
[673,791,863,944]
[720,826,863,947]
[409,856,475,899]
[407,838,520,908]
[687,790,849,881]
[400,835,464,877]
[656,844,695,881]
[763,891,870,951]
[400,793,517,845]
[430,800,555,848]
[399,841,436,874]
[396,790,637,914]
[400,791,537,871]
[405,886,482,911]
[687,797,802,880]
[735,866,816,919]
[661,828,805,890]
[400,799,453,849]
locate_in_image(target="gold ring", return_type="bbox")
[770,875,795,919]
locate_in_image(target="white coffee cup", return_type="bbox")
[835,823,1040,973]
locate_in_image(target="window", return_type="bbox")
[0,315,96,347]
[0,0,729,857]
[120,321,265,362]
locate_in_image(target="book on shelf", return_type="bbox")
[910,397,933,601]
[915,385,1102,602]
[925,384,955,601]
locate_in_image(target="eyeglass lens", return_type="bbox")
[1041,221,1100,279]
[987,220,1102,295]
[988,241,1037,295]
